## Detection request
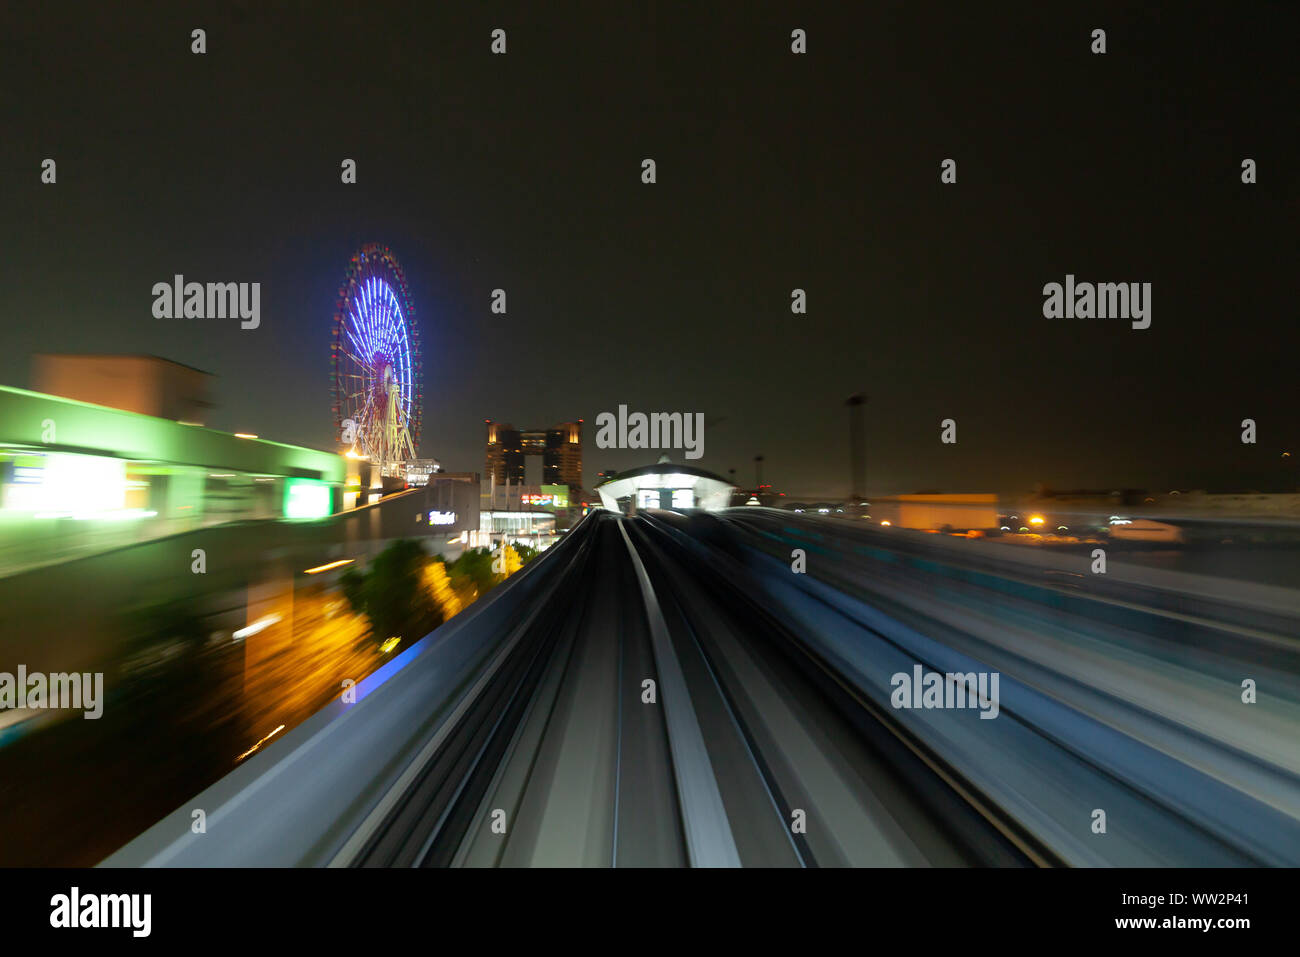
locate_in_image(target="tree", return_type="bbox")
[511,542,539,565]
[340,539,443,649]
[423,558,463,619]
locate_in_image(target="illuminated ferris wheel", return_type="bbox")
[330,244,422,474]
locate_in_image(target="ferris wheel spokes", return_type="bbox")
[330,245,422,476]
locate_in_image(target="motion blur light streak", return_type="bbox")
[233,615,282,641]
[236,725,286,763]
[304,559,355,575]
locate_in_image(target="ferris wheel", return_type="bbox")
[330,244,422,474]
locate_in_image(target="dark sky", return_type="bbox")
[3,2,1296,498]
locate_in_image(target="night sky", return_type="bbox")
[4,2,1295,498]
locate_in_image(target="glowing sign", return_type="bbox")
[428,511,456,525]
[521,486,568,508]
[284,479,331,519]
[4,453,125,514]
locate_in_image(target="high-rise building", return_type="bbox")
[485,419,583,490]
[545,421,582,488]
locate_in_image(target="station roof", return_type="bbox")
[593,461,731,490]
[594,458,735,511]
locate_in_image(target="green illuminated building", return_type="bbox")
[0,384,345,576]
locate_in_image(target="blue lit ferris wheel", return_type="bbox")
[330,244,422,473]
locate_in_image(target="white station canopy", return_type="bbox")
[595,457,735,512]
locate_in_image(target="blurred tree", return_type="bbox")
[422,558,463,620]
[511,542,539,565]
[340,539,443,649]
[445,547,496,599]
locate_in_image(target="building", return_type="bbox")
[33,354,214,425]
[594,458,735,513]
[479,480,581,538]
[0,382,345,577]
[870,493,999,531]
[482,482,571,512]
[476,510,557,550]
[420,471,479,530]
[403,457,442,486]
[485,419,583,490]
